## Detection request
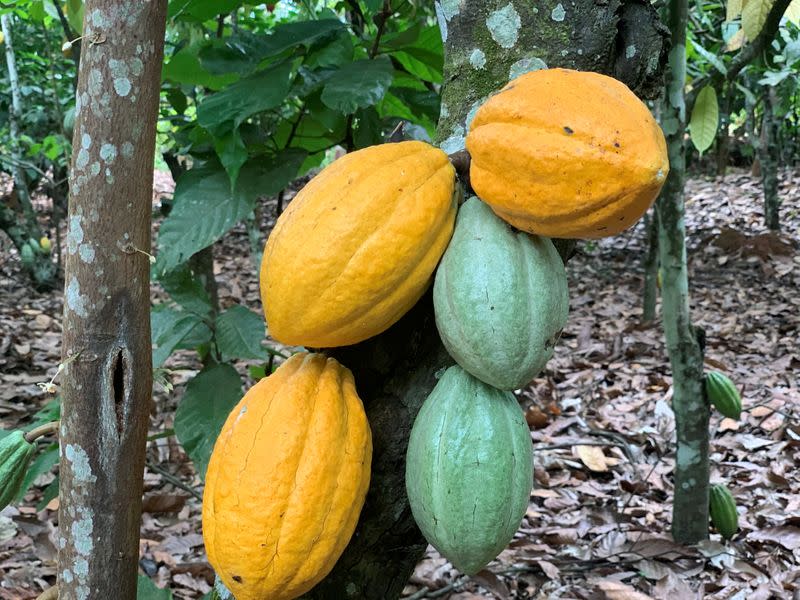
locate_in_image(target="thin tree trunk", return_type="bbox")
[302,2,668,597]
[762,88,780,231]
[1,14,33,221]
[715,84,731,176]
[57,3,167,600]
[642,208,659,323]
[658,0,709,544]
[1,14,55,287]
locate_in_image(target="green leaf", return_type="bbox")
[174,363,242,479]
[163,45,239,90]
[689,85,719,154]
[36,478,58,512]
[353,106,383,148]
[169,0,243,21]
[742,0,773,39]
[158,264,214,316]
[252,19,346,59]
[215,305,267,361]
[197,61,293,129]
[66,0,83,34]
[214,128,248,187]
[321,56,394,114]
[137,575,173,600]
[153,164,256,274]
[305,31,354,69]
[17,444,58,502]
[151,305,210,368]
[691,41,728,75]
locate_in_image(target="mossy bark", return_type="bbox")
[658,0,709,544]
[306,2,668,597]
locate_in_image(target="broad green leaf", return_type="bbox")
[387,26,444,83]
[17,445,58,502]
[691,41,728,75]
[305,31,354,69]
[162,45,239,90]
[726,0,743,21]
[158,264,214,316]
[169,0,243,21]
[151,306,210,368]
[137,575,173,600]
[197,61,292,129]
[321,56,394,114]
[353,107,383,149]
[758,69,792,85]
[742,0,773,39]
[689,86,719,154]
[252,19,345,59]
[154,164,254,274]
[66,0,83,34]
[174,363,242,479]
[155,153,305,274]
[215,305,267,361]
[786,0,800,25]
[214,128,248,187]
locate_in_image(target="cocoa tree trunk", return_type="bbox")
[305,2,668,597]
[658,0,709,544]
[57,2,167,599]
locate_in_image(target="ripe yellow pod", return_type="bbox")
[261,141,457,347]
[467,68,669,239]
[202,353,372,600]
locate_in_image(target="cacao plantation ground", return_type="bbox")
[0,168,798,599]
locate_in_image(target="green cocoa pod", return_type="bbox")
[0,431,36,510]
[709,483,738,539]
[405,366,533,575]
[20,243,35,267]
[705,371,742,419]
[433,197,569,390]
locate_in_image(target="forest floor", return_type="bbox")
[0,167,798,600]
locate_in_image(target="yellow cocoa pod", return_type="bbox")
[202,352,372,600]
[260,141,456,347]
[467,69,669,239]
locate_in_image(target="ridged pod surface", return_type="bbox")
[705,371,742,419]
[261,141,457,347]
[202,353,372,600]
[467,68,669,239]
[0,431,35,510]
[405,366,533,575]
[433,197,569,390]
[709,483,738,539]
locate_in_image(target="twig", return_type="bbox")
[25,421,60,444]
[146,462,203,502]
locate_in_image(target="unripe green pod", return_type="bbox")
[709,483,738,539]
[20,244,35,267]
[705,371,742,419]
[0,431,36,510]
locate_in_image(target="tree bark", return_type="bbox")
[303,2,668,597]
[57,3,167,600]
[658,0,709,544]
[761,88,780,231]
[642,208,659,323]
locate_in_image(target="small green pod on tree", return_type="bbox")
[0,430,36,510]
[709,483,738,540]
[705,371,742,419]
